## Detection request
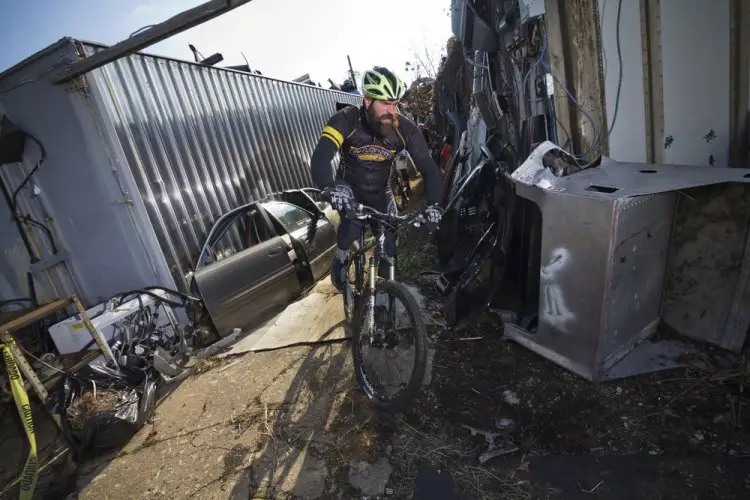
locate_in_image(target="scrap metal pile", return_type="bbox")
[44,287,207,458]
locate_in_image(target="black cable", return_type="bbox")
[18,215,58,253]
[112,289,187,309]
[11,132,47,213]
[0,177,35,260]
[0,297,35,308]
[607,0,624,136]
[11,162,40,216]
[142,285,201,303]
[79,286,195,357]
[8,133,58,254]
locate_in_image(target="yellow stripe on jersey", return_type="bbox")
[322,125,344,148]
[321,132,340,148]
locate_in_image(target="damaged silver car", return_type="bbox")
[190,188,338,338]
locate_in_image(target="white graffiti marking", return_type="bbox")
[540,248,575,331]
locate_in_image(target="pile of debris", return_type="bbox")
[44,286,209,459]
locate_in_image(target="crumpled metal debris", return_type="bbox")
[463,418,518,463]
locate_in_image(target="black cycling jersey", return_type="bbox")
[310,105,442,205]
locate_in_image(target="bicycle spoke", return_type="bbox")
[355,289,420,403]
[337,201,428,412]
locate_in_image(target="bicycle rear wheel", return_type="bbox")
[352,279,427,412]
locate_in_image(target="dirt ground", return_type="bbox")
[3,181,750,499]
[67,221,750,499]
[66,312,750,500]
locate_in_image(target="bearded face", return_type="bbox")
[365,97,399,136]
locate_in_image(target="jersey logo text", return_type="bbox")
[349,145,395,162]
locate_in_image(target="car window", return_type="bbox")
[263,201,314,234]
[199,208,270,267]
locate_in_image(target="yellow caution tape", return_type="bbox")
[2,341,39,500]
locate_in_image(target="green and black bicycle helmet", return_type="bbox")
[362,66,407,101]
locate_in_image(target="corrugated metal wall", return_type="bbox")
[85,44,361,290]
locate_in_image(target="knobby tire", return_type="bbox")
[351,279,427,413]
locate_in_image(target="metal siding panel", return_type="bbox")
[86,45,362,289]
[1,41,179,305]
[243,79,276,194]
[291,85,319,179]
[660,0,731,166]
[600,193,675,369]
[231,80,271,199]
[248,77,290,189]
[108,57,190,281]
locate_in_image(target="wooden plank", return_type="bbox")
[640,0,665,164]
[0,299,69,333]
[544,0,574,151]
[544,0,608,160]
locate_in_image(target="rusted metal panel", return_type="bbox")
[662,183,750,352]
[84,43,361,289]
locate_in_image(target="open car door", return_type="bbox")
[192,203,301,337]
[262,200,337,282]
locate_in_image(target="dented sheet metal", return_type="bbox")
[503,142,750,380]
[513,141,750,198]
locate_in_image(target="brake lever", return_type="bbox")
[411,213,427,228]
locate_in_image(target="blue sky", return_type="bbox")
[0,0,452,85]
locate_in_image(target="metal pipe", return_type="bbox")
[52,0,255,84]
[347,55,357,88]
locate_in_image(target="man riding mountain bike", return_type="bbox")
[310,65,444,291]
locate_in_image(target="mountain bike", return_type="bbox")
[338,203,429,412]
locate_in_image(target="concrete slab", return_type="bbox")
[223,280,348,355]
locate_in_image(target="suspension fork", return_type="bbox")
[356,229,366,292]
[368,235,379,294]
[388,247,396,331]
[365,231,379,336]
[373,229,398,333]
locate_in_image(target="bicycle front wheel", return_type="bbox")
[352,279,428,413]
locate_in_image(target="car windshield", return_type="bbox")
[262,201,314,233]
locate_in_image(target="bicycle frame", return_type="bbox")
[350,219,395,305]
[345,204,423,331]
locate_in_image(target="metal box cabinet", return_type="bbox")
[504,142,750,381]
[504,187,675,380]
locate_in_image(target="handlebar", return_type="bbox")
[318,191,427,230]
[348,203,426,228]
